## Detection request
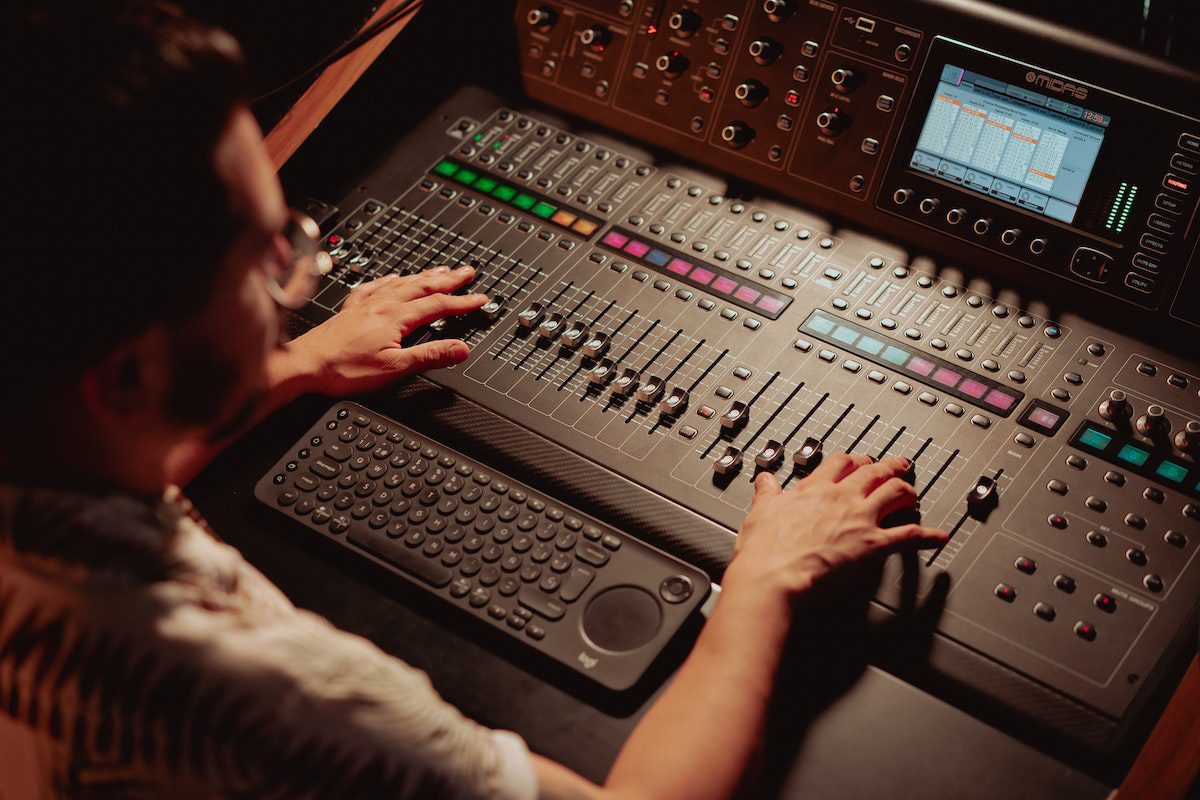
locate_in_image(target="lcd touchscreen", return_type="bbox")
[909,64,1108,224]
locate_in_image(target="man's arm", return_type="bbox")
[166,265,486,485]
[534,455,948,800]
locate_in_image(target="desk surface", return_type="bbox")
[238,5,1199,796]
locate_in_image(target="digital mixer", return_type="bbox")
[267,0,1200,773]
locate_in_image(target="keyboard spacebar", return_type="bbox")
[347,528,453,588]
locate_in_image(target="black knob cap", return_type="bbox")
[763,0,795,22]
[1099,390,1132,422]
[1175,420,1200,452]
[667,9,702,37]
[721,121,755,148]
[734,79,768,107]
[655,50,689,78]
[579,25,612,47]
[526,5,558,29]
[816,109,847,135]
[1136,404,1171,437]
[748,37,782,65]
[830,66,860,91]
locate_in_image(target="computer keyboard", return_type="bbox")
[255,401,710,690]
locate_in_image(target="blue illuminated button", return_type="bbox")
[807,315,836,334]
[856,335,884,355]
[832,326,859,345]
[1078,427,1113,450]
[882,346,908,366]
[1155,460,1188,483]
[645,249,671,266]
[1117,444,1149,466]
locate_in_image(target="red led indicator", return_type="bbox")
[646,24,657,35]
[785,90,801,106]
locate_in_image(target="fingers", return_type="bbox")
[342,273,401,309]
[389,265,476,303]
[397,292,489,333]
[872,523,949,555]
[807,452,873,483]
[737,472,782,552]
[393,338,471,374]
[840,455,910,494]
[867,476,919,522]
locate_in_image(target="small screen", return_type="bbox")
[909,65,1108,224]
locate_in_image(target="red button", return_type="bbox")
[1074,621,1097,641]
[1094,593,1117,613]
[785,89,801,107]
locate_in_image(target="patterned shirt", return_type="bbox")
[0,484,537,799]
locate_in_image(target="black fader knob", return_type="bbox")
[1098,390,1131,423]
[667,9,702,37]
[720,121,755,149]
[1136,404,1171,438]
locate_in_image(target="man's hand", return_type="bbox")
[725,454,948,602]
[283,265,488,396]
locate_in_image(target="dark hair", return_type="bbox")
[2,2,248,414]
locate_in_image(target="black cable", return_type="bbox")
[251,0,423,104]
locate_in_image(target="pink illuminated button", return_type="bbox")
[623,240,651,257]
[908,357,935,376]
[985,389,1016,410]
[667,257,692,275]
[757,296,785,314]
[959,378,988,398]
[689,267,715,285]
[712,276,738,293]
[933,368,961,388]
[734,285,762,303]
[602,231,629,248]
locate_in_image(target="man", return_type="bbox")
[0,3,947,798]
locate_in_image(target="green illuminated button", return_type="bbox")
[433,160,459,177]
[1078,427,1113,450]
[473,176,498,193]
[1117,444,1149,466]
[473,133,484,142]
[512,193,536,210]
[1155,460,1188,483]
[453,168,479,185]
[532,201,557,219]
[492,185,517,202]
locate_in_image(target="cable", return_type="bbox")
[251,0,423,104]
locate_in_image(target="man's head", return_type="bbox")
[3,2,287,487]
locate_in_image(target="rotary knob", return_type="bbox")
[656,50,689,78]
[1175,420,1200,453]
[1001,228,1022,246]
[830,65,860,92]
[667,9,702,37]
[1136,404,1171,438]
[526,5,558,29]
[734,79,768,107]
[748,37,782,65]
[720,121,755,148]
[579,25,612,48]
[1098,390,1132,422]
[816,108,848,135]
[763,0,795,22]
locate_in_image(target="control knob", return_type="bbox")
[763,0,795,22]
[579,25,612,48]
[1029,237,1047,255]
[748,37,782,65]
[1136,404,1171,438]
[1175,420,1200,453]
[830,66,860,92]
[667,9,702,37]
[973,218,992,235]
[1098,390,1132,423]
[734,79,768,107]
[893,188,913,205]
[815,108,848,135]
[945,207,966,225]
[720,121,755,149]
[918,197,940,215]
[526,5,558,30]
[1001,228,1022,246]
[656,51,689,78]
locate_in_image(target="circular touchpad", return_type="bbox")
[582,586,663,652]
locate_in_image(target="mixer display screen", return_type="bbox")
[909,64,1108,224]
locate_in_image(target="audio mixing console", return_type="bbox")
[274,0,1200,772]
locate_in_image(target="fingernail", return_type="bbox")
[432,265,450,273]
[455,264,474,272]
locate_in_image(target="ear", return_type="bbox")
[80,325,173,423]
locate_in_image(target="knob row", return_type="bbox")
[892,189,1046,252]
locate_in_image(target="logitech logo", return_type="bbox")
[577,651,599,669]
[1025,70,1088,100]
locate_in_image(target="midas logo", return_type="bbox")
[1025,70,1088,100]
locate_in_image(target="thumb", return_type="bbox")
[393,339,471,376]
